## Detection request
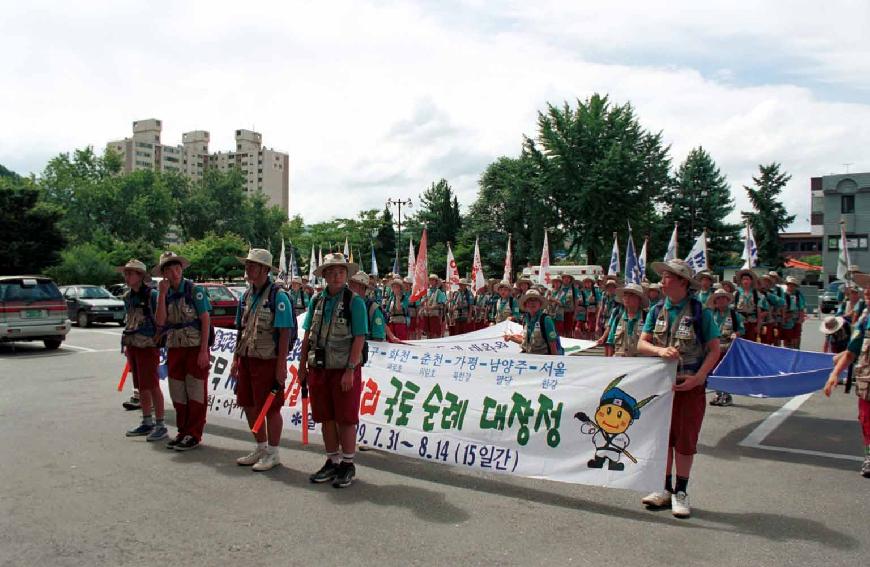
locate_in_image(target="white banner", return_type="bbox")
[157,327,675,493]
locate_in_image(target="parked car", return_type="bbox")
[0,276,71,349]
[107,283,128,298]
[226,285,247,300]
[201,283,239,328]
[819,280,845,314]
[59,285,126,327]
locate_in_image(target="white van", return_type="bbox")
[521,265,604,281]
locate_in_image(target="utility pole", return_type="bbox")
[386,197,413,251]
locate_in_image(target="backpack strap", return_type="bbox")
[691,297,705,344]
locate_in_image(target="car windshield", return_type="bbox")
[205,286,235,302]
[0,280,63,302]
[80,287,113,299]
[827,282,843,293]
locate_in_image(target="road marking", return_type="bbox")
[71,329,123,336]
[739,393,863,462]
[61,344,95,352]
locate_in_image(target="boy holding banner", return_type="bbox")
[504,289,562,355]
[298,253,368,488]
[637,259,720,518]
[154,251,212,451]
[231,249,295,472]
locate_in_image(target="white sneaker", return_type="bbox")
[672,491,691,518]
[252,451,280,472]
[641,490,672,507]
[236,448,266,466]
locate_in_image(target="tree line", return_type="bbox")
[1,93,794,285]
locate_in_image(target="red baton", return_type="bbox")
[301,383,310,446]
[117,361,131,392]
[251,388,279,434]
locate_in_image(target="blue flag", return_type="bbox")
[607,234,620,277]
[370,241,379,277]
[392,250,400,276]
[624,229,641,284]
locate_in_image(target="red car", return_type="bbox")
[201,283,239,329]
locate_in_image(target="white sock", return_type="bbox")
[266,445,278,455]
[257,442,267,451]
[327,451,341,464]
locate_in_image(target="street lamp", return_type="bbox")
[386,197,413,247]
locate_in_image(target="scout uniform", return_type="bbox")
[707,287,744,407]
[289,278,311,317]
[837,287,865,323]
[559,274,577,338]
[517,289,562,355]
[757,275,782,345]
[449,279,474,336]
[350,272,387,342]
[493,281,520,324]
[420,275,447,339]
[119,259,167,442]
[233,249,295,471]
[384,278,410,341]
[734,268,761,342]
[839,275,870,477]
[579,278,600,337]
[547,279,566,336]
[695,272,714,306]
[607,283,649,357]
[154,252,212,451]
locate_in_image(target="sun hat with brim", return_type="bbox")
[495,280,512,292]
[314,252,359,278]
[580,275,596,283]
[604,279,619,288]
[852,273,870,289]
[517,277,533,286]
[152,251,190,275]
[428,273,440,281]
[388,277,404,288]
[236,248,278,273]
[721,280,737,292]
[706,288,734,308]
[819,316,845,335]
[734,268,758,284]
[559,273,576,282]
[785,276,800,286]
[350,271,371,288]
[616,283,649,309]
[117,259,147,275]
[290,277,303,285]
[652,259,701,290]
[519,289,546,310]
[848,264,862,274]
[647,282,661,291]
[457,278,470,286]
[697,271,714,282]
[768,271,781,281]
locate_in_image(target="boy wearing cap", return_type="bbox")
[606,284,648,357]
[420,275,447,339]
[299,253,368,488]
[384,278,410,341]
[231,249,295,471]
[637,259,720,518]
[154,251,212,451]
[289,277,311,317]
[734,269,762,342]
[825,274,870,478]
[349,272,388,342]
[837,285,865,324]
[578,276,600,339]
[504,289,562,355]
[120,259,168,442]
[492,281,520,324]
[708,286,744,407]
[780,277,806,349]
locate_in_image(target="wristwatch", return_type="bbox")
[345,362,357,369]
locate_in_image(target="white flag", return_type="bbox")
[318,246,323,268]
[741,223,758,269]
[664,224,678,262]
[539,230,552,286]
[638,237,648,279]
[607,234,620,276]
[684,231,709,274]
[446,243,460,291]
[278,238,287,282]
[308,244,317,283]
[407,238,416,279]
[837,222,851,281]
[503,234,513,283]
[471,237,486,292]
[343,237,350,261]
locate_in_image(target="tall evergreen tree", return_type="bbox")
[415,179,462,246]
[662,147,741,270]
[375,206,397,273]
[0,175,66,275]
[742,163,795,268]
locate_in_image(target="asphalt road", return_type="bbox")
[0,317,867,567]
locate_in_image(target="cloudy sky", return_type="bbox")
[3,1,869,229]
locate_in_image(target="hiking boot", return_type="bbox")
[252,452,281,472]
[672,491,691,518]
[126,422,154,437]
[173,435,200,451]
[237,448,267,466]
[720,394,733,407]
[122,396,141,411]
[709,393,723,406]
[641,490,672,508]
[146,426,168,442]
[309,459,338,483]
[166,434,184,449]
[862,455,870,478]
[607,459,625,471]
[587,456,605,468]
[332,462,356,488]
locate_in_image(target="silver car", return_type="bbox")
[59,285,126,327]
[0,276,71,350]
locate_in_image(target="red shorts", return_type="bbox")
[127,346,160,390]
[236,356,283,413]
[669,384,706,455]
[858,398,870,446]
[423,315,442,338]
[388,322,408,341]
[743,321,758,342]
[308,367,362,425]
[781,323,802,342]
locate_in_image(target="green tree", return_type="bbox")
[375,207,397,274]
[0,174,66,275]
[173,233,248,281]
[415,179,462,247]
[45,243,117,285]
[662,147,741,271]
[524,94,670,265]
[742,163,795,268]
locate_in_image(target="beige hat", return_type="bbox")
[616,283,649,309]
[768,271,781,281]
[848,264,862,274]
[603,278,618,288]
[237,248,278,272]
[721,280,737,293]
[647,282,661,291]
[519,288,546,310]
[651,259,701,290]
[314,252,359,278]
[152,251,190,275]
[785,276,800,286]
[697,271,714,282]
[117,259,147,275]
[819,315,845,335]
[735,268,759,285]
[458,278,470,286]
[517,276,533,286]
[852,273,870,289]
[350,271,371,288]
[559,272,576,281]
[388,277,404,288]
[290,277,303,285]
[495,280,512,292]
[706,288,734,308]
[428,273,440,281]
[580,274,596,283]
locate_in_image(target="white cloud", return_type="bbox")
[2,0,869,235]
